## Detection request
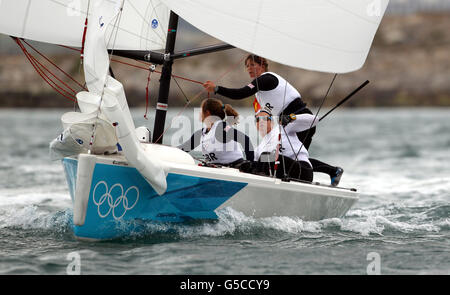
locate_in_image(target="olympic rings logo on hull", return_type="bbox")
[92,181,139,220]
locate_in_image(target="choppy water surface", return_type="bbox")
[0,108,449,275]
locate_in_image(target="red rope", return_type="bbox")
[273,131,282,176]
[20,40,77,100]
[110,58,204,85]
[26,49,77,95]
[57,45,205,85]
[22,40,87,91]
[80,17,88,63]
[45,43,243,123]
[58,44,81,52]
[15,38,77,102]
[153,53,248,144]
[144,69,152,119]
[29,53,78,98]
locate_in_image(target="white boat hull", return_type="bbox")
[218,181,357,221]
[62,145,358,240]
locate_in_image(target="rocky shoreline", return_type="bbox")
[0,13,449,108]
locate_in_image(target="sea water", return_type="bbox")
[0,107,449,275]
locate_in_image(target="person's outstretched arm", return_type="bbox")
[284,114,319,134]
[203,73,279,100]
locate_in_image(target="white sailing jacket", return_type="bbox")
[255,114,319,167]
[255,72,301,116]
[201,120,244,164]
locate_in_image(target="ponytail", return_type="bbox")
[201,98,240,125]
[224,104,239,125]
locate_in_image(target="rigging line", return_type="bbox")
[106,7,125,66]
[251,54,261,101]
[152,86,205,144]
[93,0,164,49]
[110,58,204,85]
[27,53,77,96]
[214,53,248,85]
[105,0,165,49]
[27,52,77,101]
[286,73,338,176]
[125,0,166,45]
[152,53,248,144]
[250,54,265,152]
[58,44,81,52]
[15,38,77,102]
[144,67,153,119]
[318,80,369,122]
[19,54,76,102]
[107,25,165,48]
[172,76,190,103]
[57,45,206,86]
[276,78,290,178]
[21,45,76,95]
[147,0,168,45]
[80,0,91,66]
[277,73,308,168]
[88,1,125,154]
[250,54,287,177]
[22,39,87,91]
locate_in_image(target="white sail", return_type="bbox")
[83,0,121,94]
[160,0,389,73]
[0,0,169,51]
[100,76,168,195]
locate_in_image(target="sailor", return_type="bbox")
[203,54,343,186]
[178,98,254,168]
[239,110,317,182]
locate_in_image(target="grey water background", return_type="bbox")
[0,107,449,275]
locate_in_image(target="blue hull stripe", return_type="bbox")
[62,158,247,240]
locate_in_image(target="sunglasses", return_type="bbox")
[255,116,272,123]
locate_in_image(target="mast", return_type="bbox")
[152,11,179,144]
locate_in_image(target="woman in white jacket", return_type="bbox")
[240,110,319,182]
[204,54,343,186]
[178,98,254,168]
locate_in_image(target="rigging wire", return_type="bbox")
[58,44,206,86]
[144,64,156,120]
[152,53,248,144]
[14,38,79,102]
[22,40,87,91]
[275,72,290,178]
[285,73,338,177]
[16,31,244,145]
[172,76,190,104]
[80,0,91,66]
[87,1,126,154]
[250,54,289,177]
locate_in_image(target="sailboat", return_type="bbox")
[0,0,389,240]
